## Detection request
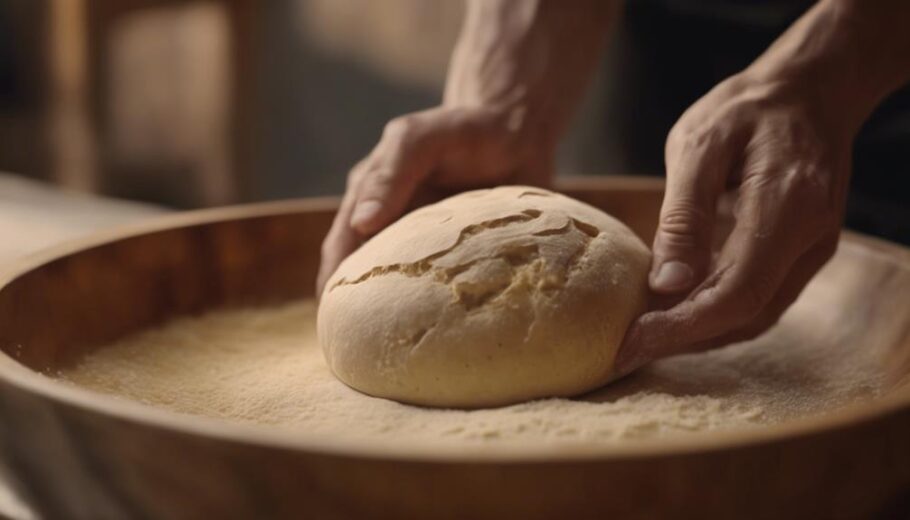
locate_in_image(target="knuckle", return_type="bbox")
[659,202,710,240]
[382,115,419,147]
[382,116,414,142]
[658,227,698,250]
[666,124,723,159]
[366,166,398,190]
[665,126,692,158]
[348,160,404,197]
[383,114,435,157]
[780,166,839,234]
[785,164,831,197]
[347,164,367,188]
[664,125,685,156]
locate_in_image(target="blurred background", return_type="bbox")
[0,0,907,242]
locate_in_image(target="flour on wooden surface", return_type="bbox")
[58,298,883,444]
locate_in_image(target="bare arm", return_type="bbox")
[749,0,910,134]
[444,0,618,154]
[318,0,619,295]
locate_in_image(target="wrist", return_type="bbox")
[744,0,910,139]
[483,102,559,169]
[443,0,613,169]
[443,6,561,155]
[435,96,560,168]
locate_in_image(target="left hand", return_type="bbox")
[616,71,852,374]
[316,105,554,297]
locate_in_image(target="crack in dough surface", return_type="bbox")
[331,210,547,291]
[318,186,651,407]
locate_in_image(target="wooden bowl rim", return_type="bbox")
[1,178,909,463]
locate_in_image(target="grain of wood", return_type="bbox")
[0,176,908,518]
[0,173,165,520]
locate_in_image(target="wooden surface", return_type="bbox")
[0,174,164,264]
[0,175,908,518]
[0,173,166,519]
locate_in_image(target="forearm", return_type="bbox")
[746,0,910,136]
[444,0,619,152]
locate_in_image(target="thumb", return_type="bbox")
[652,135,731,294]
[349,110,447,235]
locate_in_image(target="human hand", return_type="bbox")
[616,71,853,374]
[316,0,615,297]
[316,105,554,296]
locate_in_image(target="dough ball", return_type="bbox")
[317,186,650,408]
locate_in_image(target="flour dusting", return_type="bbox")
[57,298,883,444]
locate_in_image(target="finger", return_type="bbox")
[350,107,523,235]
[618,175,817,371]
[317,193,360,298]
[651,131,735,294]
[348,110,446,235]
[316,165,369,298]
[679,234,838,354]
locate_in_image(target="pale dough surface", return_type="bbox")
[319,186,650,407]
[58,290,884,446]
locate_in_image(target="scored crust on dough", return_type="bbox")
[317,186,650,408]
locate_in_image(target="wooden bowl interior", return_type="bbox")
[0,177,908,402]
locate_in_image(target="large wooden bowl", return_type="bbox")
[0,177,908,519]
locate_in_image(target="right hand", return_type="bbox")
[316,104,555,296]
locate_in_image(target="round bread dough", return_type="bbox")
[317,186,650,408]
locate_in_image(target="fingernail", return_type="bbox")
[652,261,694,292]
[350,200,382,230]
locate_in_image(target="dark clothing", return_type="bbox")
[616,0,910,244]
